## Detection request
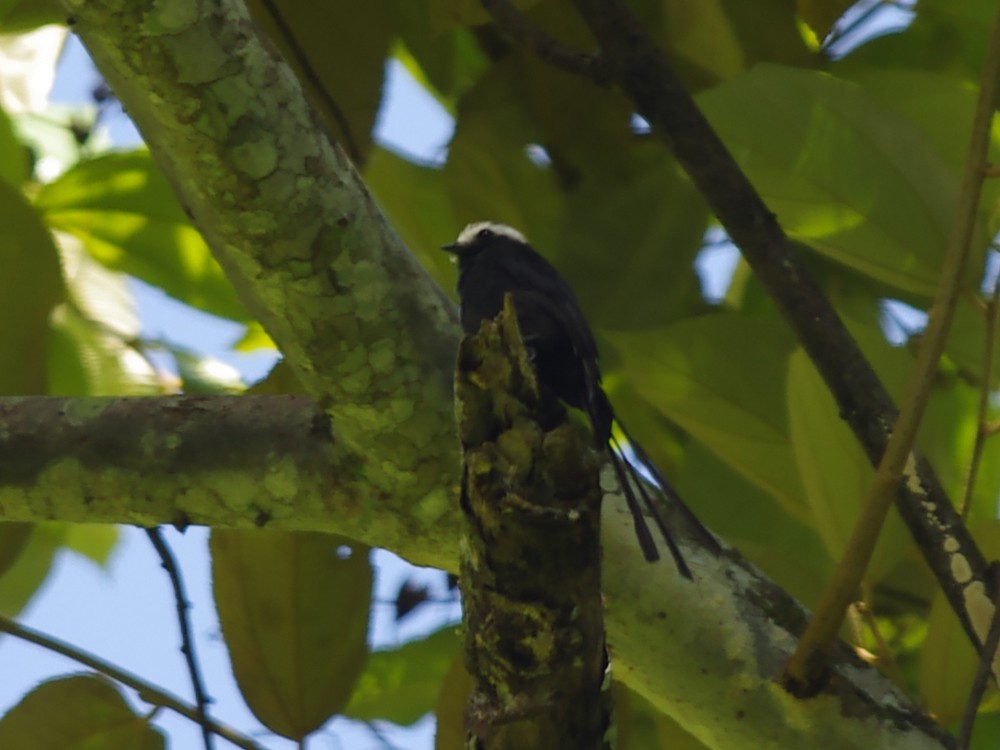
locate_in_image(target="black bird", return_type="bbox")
[443,221,694,578]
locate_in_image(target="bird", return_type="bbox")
[443,220,695,579]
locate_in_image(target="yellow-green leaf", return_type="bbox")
[35,151,247,321]
[611,313,804,510]
[0,674,164,750]
[786,347,908,581]
[699,65,965,296]
[211,529,372,740]
[0,179,63,395]
[347,625,461,726]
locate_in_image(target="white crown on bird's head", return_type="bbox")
[454,221,528,246]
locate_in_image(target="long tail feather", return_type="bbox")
[607,447,660,563]
[609,433,692,579]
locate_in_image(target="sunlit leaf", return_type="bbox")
[35,151,247,321]
[699,65,966,296]
[0,179,63,395]
[63,523,119,567]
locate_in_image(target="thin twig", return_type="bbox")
[0,613,263,750]
[785,1,1000,688]
[957,564,1000,750]
[145,527,215,750]
[959,270,1000,517]
[478,0,611,83]
[856,590,907,692]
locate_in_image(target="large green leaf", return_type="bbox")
[0,103,26,187]
[611,313,805,509]
[0,179,63,395]
[0,524,64,616]
[212,530,372,741]
[364,146,459,288]
[699,65,967,296]
[35,151,247,321]
[786,347,909,581]
[433,653,470,750]
[0,675,164,750]
[558,146,709,330]
[676,441,832,607]
[444,59,564,250]
[346,625,461,725]
[245,0,392,162]
[391,0,488,107]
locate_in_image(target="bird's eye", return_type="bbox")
[477,228,494,240]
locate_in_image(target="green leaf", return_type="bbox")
[0,523,32,580]
[0,524,64,616]
[0,674,164,750]
[35,150,248,321]
[244,0,393,161]
[364,147,459,288]
[786,347,908,581]
[46,242,160,397]
[171,349,245,394]
[0,102,27,187]
[433,653,470,750]
[212,530,372,740]
[391,4,488,107]
[0,179,63,395]
[63,523,120,567]
[611,313,805,509]
[558,145,708,330]
[346,625,461,725]
[699,65,965,296]
[444,59,564,250]
[677,441,832,607]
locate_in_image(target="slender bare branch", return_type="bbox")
[0,613,263,750]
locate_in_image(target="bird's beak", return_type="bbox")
[441,242,460,254]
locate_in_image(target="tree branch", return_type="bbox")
[0,392,952,748]
[50,0,959,745]
[0,395,460,571]
[478,0,610,83]
[65,0,461,516]
[569,0,993,668]
[0,613,263,750]
[145,528,214,750]
[785,0,1000,690]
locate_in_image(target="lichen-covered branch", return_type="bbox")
[0,395,460,571]
[64,0,460,516]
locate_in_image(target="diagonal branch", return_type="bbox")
[568,0,993,666]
